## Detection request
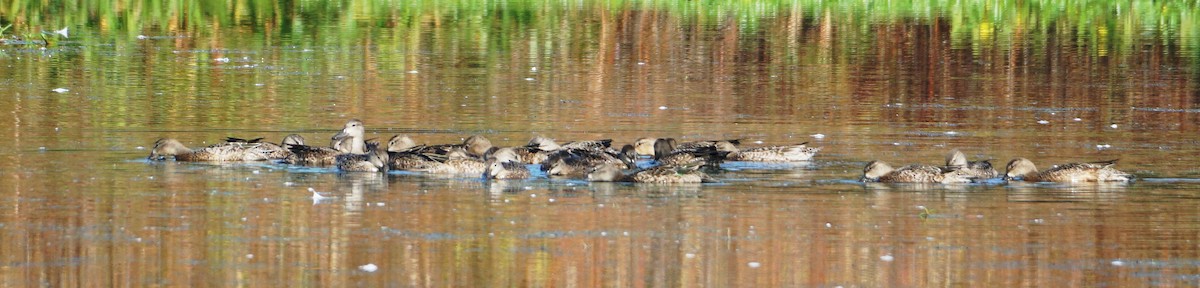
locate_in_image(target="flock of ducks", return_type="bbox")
[863,150,1132,184]
[148,119,1133,184]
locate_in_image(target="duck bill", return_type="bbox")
[332,131,350,141]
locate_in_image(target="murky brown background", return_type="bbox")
[2,3,1200,287]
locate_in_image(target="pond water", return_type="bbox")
[2,2,1200,287]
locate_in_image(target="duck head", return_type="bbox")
[861,160,895,182]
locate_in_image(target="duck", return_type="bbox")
[1003,158,1132,183]
[420,149,489,175]
[336,141,390,172]
[224,134,305,160]
[715,141,820,162]
[148,138,280,162]
[945,149,998,179]
[586,162,712,184]
[674,138,742,152]
[285,136,352,166]
[386,135,447,171]
[485,147,531,180]
[413,135,494,159]
[539,145,633,177]
[528,136,613,152]
[331,119,368,154]
[647,138,725,170]
[861,161,974,183]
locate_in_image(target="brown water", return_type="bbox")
[3,6,1200,287]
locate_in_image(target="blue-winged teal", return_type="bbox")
[946,149,998,179]
[336,141,390,172]
[410,135,494,159]
[539,145,633,178]
[528,136,613,152]
[647,138,725,170]
[675,138,742,152]
[485,148,531,180]
[1003,158,1132,183]
[861,161,974,183]
[286,137,351,166]
[223,134,304,160]
[418,149,488,175]
[149,138,282,161]
[715,141,820,162]
[386,135,445,171]
[331,119,367,154]
[586,163,712,183]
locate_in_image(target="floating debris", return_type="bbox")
[359,263,378,272]
[51,88,69,93]
[1037,120,1050,124]
[880,255,894,262]
[1073,118,1083,121]
[1111,260,1125,266]
[309,188,332,202]
[1110,124,1119,128]
[51,27,69,38]
[811,134,826,139]
[747,262,761,268]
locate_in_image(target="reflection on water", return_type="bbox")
[3,2,1200,287]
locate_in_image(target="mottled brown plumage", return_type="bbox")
[149,138,276,162]
[1004,158,1131,183]
[336,142,390,172]
[586,163,711,184]
[945,149,998,179]
[715,141,820,162]
[861,161,974,183]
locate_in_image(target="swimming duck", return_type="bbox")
[485,148,531,180]
[539,146,632,177]
[386,135,448,171]
[413,135,494,159]
[674,138,742,152]
[286,137,352,166]
[331,119,368,154]
[528,136,613,152]
[648,138,725,170]
[148,138,279,161]
[511,136,568,164]
[420,149,489,175]
[586,163,712,184]
[715,141,820,162]
[336,141,390,172]
[861,161,974,183]
[945,149,998,179]
[224,134,305,160]
[1003,158,1132,183]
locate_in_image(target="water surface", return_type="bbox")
[2,2,1200,287]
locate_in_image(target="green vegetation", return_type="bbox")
[1,0,1197,44]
